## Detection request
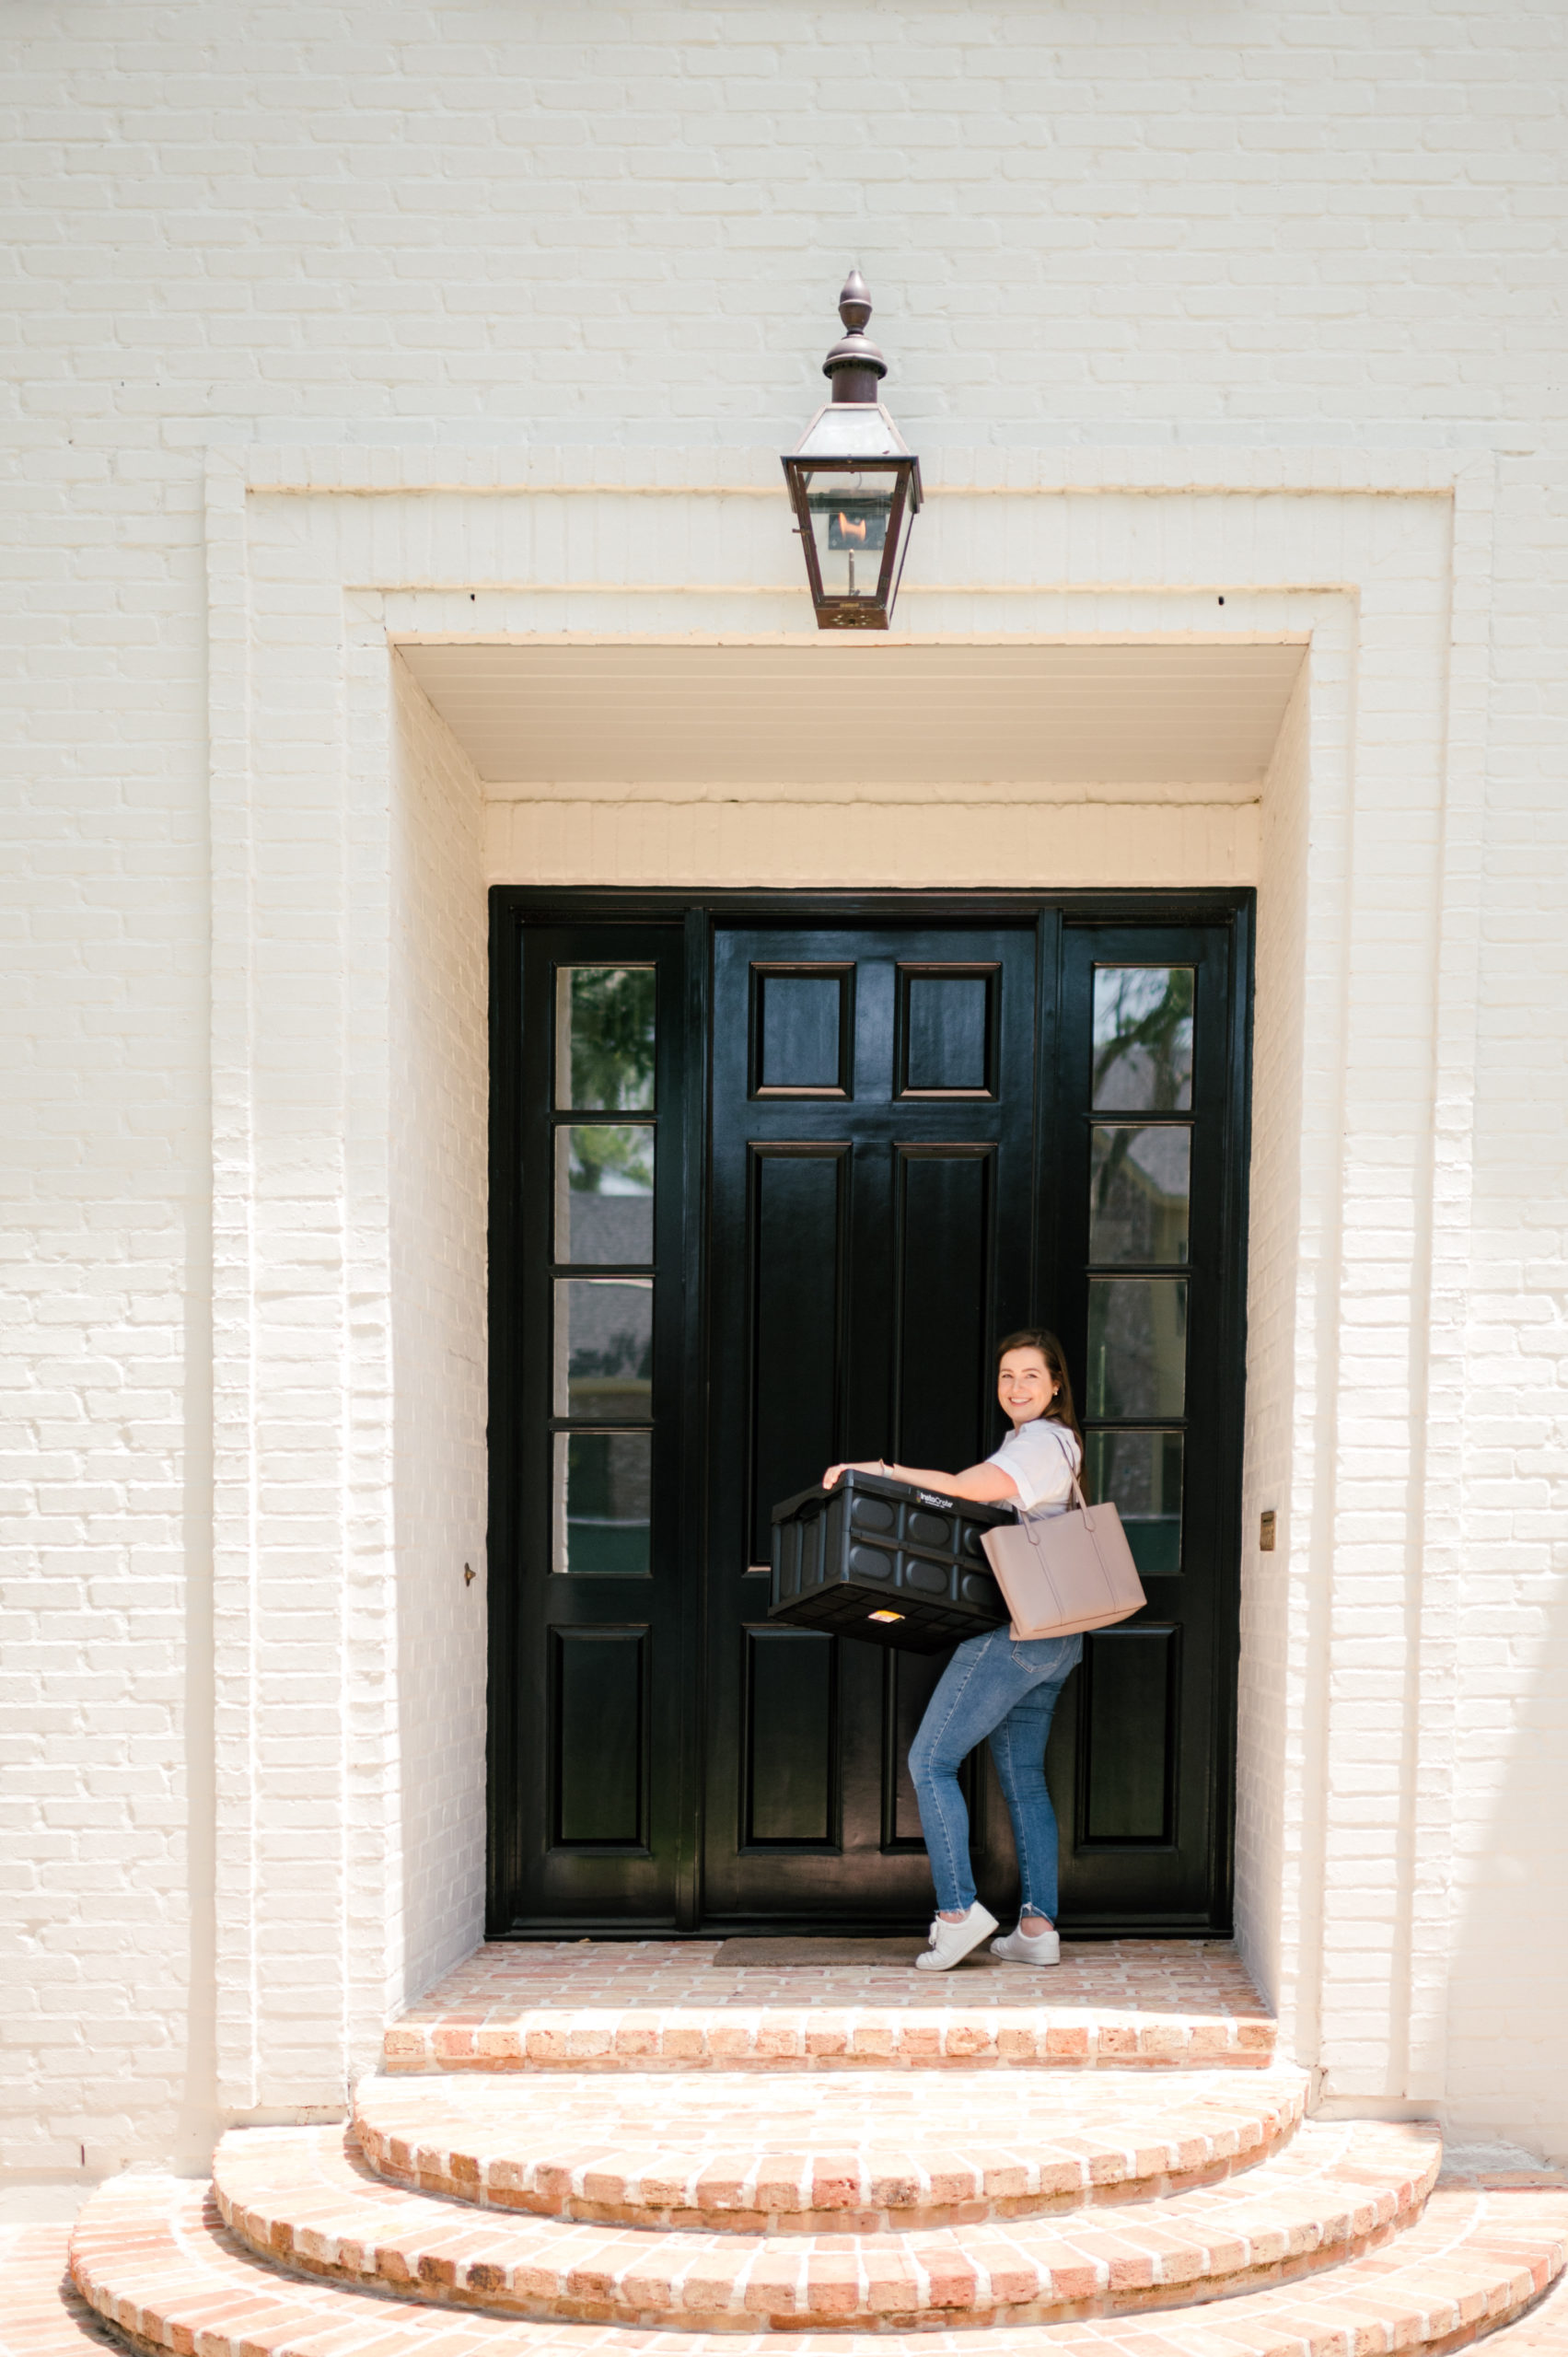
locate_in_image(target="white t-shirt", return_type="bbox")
[987,1418,1081,1517]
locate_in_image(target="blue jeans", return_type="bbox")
[908,1626,1083,1921]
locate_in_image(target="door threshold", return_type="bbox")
[493,1918,1234,1943]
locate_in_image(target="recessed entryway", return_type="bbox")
[488,888,1252,1939]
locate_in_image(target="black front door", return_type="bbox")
[703,921,1040,1927]
[489,894,1251,1938]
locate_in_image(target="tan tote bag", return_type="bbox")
[980,1478,1146,1640]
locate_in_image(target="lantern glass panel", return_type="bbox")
[803,466,900,605]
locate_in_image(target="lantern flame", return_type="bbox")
[836,513,868,544]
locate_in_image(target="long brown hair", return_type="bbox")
[996,1329,1085,1465]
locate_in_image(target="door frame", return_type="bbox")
[487,887,1255,1938]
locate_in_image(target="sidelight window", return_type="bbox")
[550,966,656,1575]
[1083,966,1195,1575]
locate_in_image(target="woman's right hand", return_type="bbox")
[823,1460,879,1490]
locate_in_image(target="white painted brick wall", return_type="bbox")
[1235,660,1312,2046]
[1442,460,1568,2158]
[388,657,489,2007]
[482,794,1260,891]
[3,1,1567,2171]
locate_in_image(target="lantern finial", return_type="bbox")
[838,269,873,333]
[822,269,887,404]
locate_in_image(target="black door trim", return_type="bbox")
[494,888,1254,925]
[487,887,1254,1939]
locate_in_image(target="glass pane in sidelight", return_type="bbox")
[555,966,656,1111]
[1086,1429,1184,1573]
[1089,1125,1191,1264]
[554,1125,655,1265]
[552,1429,652,1574]
[1092,968,1194,1111]
[1086,1278,1187,1419]
[553,1278,653,1418]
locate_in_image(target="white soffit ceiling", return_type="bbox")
[399,642,1306,792]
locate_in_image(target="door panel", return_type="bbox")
[552,1626,648,1846]
[1078,1626,1179,1843]
[895,1147,993,1472]
[744,1629,837,1845]
[703,923,1037,1927]
[749,1145,847,1565]
[488,895,1249,1939]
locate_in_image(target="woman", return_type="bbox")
[823,1329,1083,1973]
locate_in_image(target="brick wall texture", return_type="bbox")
[389,656,489,2011]
[3,2,1566,2173]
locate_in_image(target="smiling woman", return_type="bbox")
[825,1330,1087,1972]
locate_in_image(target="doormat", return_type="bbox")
[713,1936,993,1967]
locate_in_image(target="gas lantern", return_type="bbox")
[781,271,923,630]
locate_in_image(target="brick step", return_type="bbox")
[67,2175,1568,2355]
[211,2116,1436,2328]
[386,1940,1275,2075]
[354,2064,1309,2229]
[0,2222,119,2355]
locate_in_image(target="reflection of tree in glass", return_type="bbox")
[569,969,656,1111]
[1086,1278,1187,1419]
[571,1126,653,1191]
[1093,969,1194,1110]
[1090,1127,1190,1263]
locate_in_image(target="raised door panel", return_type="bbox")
[749,1145,847,1566]
[551,1627,648,1848]
[744,1629,838,1846]
[894,1145,993,1474]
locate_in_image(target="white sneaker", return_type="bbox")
[989,1920,1061,1968]
[915,1902,1000,1971]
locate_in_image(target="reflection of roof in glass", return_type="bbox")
[1123,1129,1190,1203]
[567,1196,653,1263]
[1095,1037,1194,1110]
[564,1279,652,1376]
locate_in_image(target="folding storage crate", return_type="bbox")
[769,1469,1014,1654]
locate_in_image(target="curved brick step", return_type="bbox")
[0,2222,120,2355]
[67,2173,1568,2354]
[212,2117,1436,2328]
[355,2064,1309,2230]
[386,1940,1275,2074]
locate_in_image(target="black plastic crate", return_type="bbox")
[769,1469,1016,1654]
